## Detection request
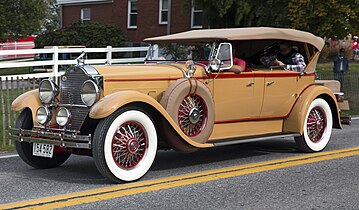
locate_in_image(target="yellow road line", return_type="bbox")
[1,146,359,210]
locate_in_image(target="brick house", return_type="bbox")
[57,0,205,42]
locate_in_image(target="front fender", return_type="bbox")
[89,90,213,149]
[283,85,341,134]
[11,89,41,123]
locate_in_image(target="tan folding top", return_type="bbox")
[144,27,325,50]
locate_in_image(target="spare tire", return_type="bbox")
[160,78,215,143]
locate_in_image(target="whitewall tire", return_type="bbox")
[93,107,157,183]
[295,98,333,152]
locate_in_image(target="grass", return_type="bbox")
[0,67,33,76]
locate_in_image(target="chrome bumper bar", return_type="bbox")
[9,127,92,149]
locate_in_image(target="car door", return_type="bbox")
[212,72,264,123]
[260,70,299,117]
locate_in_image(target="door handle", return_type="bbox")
[246,82,255,87]
[266,81,275,86]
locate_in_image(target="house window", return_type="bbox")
[81,8,91,23]
[128,0,138,28]
[191,0,203,28]
[159,0,168,24]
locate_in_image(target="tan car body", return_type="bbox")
[12,64,342,151]
[12,27,345,152]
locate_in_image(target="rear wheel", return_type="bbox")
[15,108,71,169]
[295,98,333,152]
[93,107,157,183]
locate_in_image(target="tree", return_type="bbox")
[192,0,289,28]
[35,22,127,48]
[0,0,51,42]
[288,0,359,38]
[194,0,359,38]
[42,0,61,32]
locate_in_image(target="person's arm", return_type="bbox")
[285,53,306,72]
[228,65,245,74]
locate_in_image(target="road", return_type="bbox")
[0,119,358,210]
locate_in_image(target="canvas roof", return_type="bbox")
[144,27,325,50]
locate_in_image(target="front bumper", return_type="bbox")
[9,127,92,149]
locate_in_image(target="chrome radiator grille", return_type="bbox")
[60,67,90,131]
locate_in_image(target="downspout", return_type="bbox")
[166,0,171,34]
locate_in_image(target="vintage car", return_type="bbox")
[10,27,350,183]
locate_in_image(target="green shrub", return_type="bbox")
[35,22,127,48]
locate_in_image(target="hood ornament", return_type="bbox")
[76,51,86,65]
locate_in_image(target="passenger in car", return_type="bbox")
[261,41,307,72]
[229,48,246,74]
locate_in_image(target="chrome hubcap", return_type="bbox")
[112,122,147,169]
[189,108,200,124]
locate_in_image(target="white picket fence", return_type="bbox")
[0,46,149,80]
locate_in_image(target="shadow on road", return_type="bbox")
[6,138,299,185]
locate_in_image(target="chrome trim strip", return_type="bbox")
[59,104,88,108]
[212,133,301,147]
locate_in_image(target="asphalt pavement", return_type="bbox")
[0,119,358,209]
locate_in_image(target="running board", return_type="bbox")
[211,133,301,147]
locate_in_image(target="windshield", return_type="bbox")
[146,43,212,61]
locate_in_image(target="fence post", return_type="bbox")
[53,46,59,83]
[106,46,112,65]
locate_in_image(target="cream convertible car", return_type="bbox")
[10,28,350,183]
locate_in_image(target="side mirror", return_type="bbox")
[210,43,233,71]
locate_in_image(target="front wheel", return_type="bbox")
[295,98,333,152]
[93,107,157,183]
[15,108,71,169]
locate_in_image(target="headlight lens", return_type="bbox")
[56,107,71,127]
[36,106,52,125]
[81,80,100,106]
[39,79,58,104]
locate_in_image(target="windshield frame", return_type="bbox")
[145,42,214,62]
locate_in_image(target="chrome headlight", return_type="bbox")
[36,106,52,125]
[39,79,58,104]
[56,107,71,127]
[81,80,100,107]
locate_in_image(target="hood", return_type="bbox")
[94,63,188,81]
[93,63,208,95]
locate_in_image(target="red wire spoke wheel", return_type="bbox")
[306,106,327,143]
[161,78,215,144]
[112,122,147,169]
[178,94,208,137]
[93,108,157,183]
[295,98,333,152]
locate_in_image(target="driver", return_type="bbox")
[229,48,246,74]
[261,41,307,72]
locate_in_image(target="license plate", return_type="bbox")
[33,143,54,158]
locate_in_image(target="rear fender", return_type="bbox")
[283,85,341,134]
[89,90,213,149]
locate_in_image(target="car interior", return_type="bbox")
[230,39,318,72]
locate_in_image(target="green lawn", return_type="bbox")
[0,67,32,76]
